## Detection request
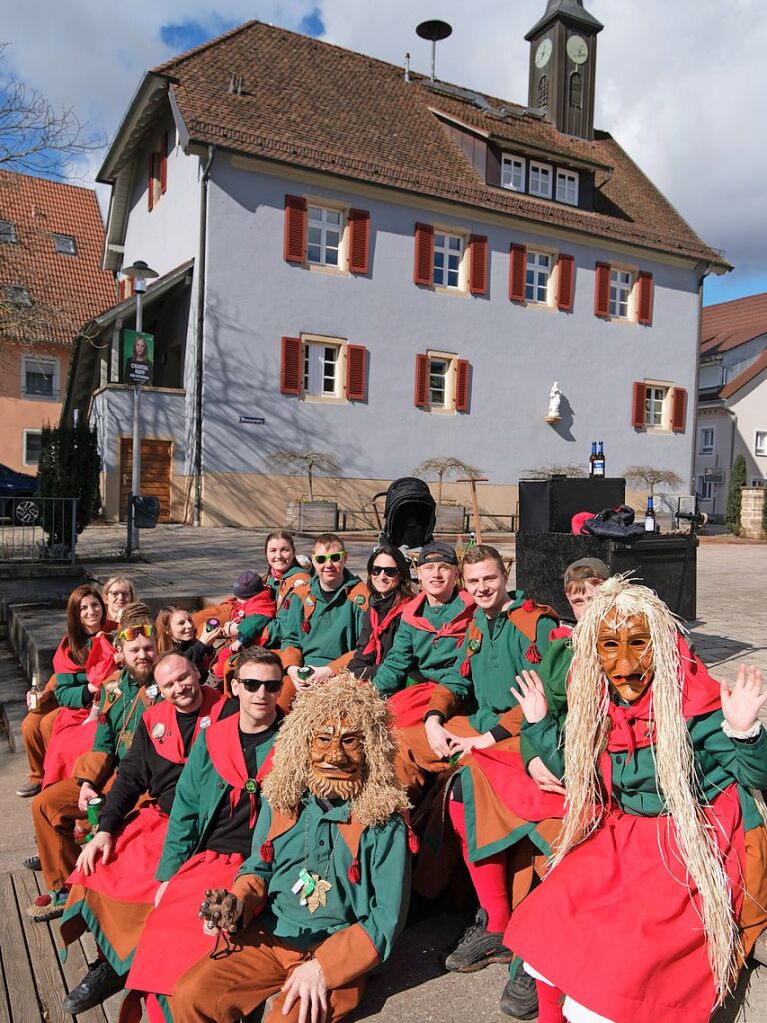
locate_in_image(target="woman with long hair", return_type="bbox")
[263,530,312,613]
[155,605,221,671]
[347,545,414,680]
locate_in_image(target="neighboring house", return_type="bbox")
[0,170,114,473]
[63,0,730,527]
[694,292,767,521]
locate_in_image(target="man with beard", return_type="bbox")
[58,651,227,1014]
[122,647,284,1021]
[27,603,158,921]
[172,672,411,1023]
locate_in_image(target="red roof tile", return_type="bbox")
[700,292,767,356]
[719,348,767,400]
[0,169,115,345]
[151,20,726,268]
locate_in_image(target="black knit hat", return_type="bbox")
[233,570,264,599]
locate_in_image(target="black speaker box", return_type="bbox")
[519,477,626,534]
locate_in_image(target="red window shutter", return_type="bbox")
[118,279,127,302]
[348,210,370,274]
[557,254,575,312]
[469,235,488,296]
[414,354,430,407]
[159,133,169,194]
[631,381,646,428]
[413,224,434,286]
[637,271,654,325]
[455,359,470,412]
[671,387,687,433]
[345,344,367,401]
[280,337,303,395]
[147,153,155,212]
[284,195,307,263]
[509,243,526,302]
[594,262,610,318]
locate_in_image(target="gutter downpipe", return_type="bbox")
[193,144,216,527]
[692,264,712,498]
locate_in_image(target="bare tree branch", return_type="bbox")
[411,456,484,507]
[520,464,588,480]
[623,465,683,496]
[265,449,342,502]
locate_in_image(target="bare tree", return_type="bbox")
[411,457,484,508]
[623,465,683,496]
[520,464,588,479]
[265,450,342,502]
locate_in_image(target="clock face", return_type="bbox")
[535,38,553,69]
[566,35,589,65]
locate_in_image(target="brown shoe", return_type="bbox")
[16,781,42,798]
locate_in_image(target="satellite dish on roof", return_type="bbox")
[416,20,453,82]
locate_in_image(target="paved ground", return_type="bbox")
[0,526,765,1020]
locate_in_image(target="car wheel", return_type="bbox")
[14,499,40,525]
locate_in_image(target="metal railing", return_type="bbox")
[0,497,78,562]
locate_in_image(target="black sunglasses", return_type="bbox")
[314,552,344,564]
[236,677,282,694]
[370,566,400,578]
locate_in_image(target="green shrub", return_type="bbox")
[36,419,101,547]
[725,454,746,535]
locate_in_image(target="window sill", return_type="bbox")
[432,285,469,298]
[305,263,350,279]
[643,425,672,436]
[522,300,557,313]
[21,393,59,402]
[423,406,457,416]
[300,394,348,406]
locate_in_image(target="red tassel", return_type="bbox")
[526,641,542,664]
[459,658,471,678]
[301,620,310,634]
[260,840,274,863]
[408,827,420,854]
[523,598,536,613]
[347,858,361,884]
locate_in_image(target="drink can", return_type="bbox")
[297,666,313,682]
[206,618,220,631]
[87,796,103,830]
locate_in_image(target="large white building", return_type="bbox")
[64,0,730,527]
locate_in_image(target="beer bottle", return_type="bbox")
[589,441,597,477]
[592,442,605,478]
[27,673,43,714]
[644,496,656,533]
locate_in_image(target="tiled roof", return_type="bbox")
[719,349,767,401]
[0,169,115,345]
[700,292,767,356]
[152,20,726,268]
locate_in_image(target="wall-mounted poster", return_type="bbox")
[123,330,154,385]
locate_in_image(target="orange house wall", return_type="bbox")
[0,342,71,473]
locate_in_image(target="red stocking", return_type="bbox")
[448,796,510,932]
[536,978,565,1023]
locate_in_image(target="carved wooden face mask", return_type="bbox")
[597,610,654,703]
[308,717,366,801]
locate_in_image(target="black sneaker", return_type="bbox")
[62,959,126,1015]
[500,965,539,1019]
[444,908,514,973]
[22,854,41,872]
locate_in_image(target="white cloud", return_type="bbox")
[4,0,766,296]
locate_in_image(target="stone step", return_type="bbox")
[0,640,30,754]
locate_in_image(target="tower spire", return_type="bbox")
[525,0,603,42]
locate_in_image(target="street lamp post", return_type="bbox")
[122,260,159,557]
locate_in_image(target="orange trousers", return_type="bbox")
[30,774,112,891]
[172,926,366,1023]
[21,702,61,783]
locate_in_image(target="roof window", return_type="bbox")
[0,220,17,243]
[53,233,77,256]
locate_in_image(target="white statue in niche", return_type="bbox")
[546,381,562,422]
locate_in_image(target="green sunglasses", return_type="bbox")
[313,552,345,564]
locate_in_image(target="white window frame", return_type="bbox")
[501,154,526,193]
[699,427,715,454]
[306,202,347,271]
[609,267,635,320]
[528,160,553,199]
[21,355,60,401]
[697,476,713,503]
[643,381,672,431]
[23,429,42,467]
[300,334,347,405]
[525,249,554,306]
[432,229,467,291]
[425,349,458,414]
[755,430,767,457]
[555,169,579,205]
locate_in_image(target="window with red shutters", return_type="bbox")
[671,387,687,432]
[509,243,526,302]
[284,195,307,264]
[557,254,575,311]
[348,210,370,275]
[414,354,430,407]
[147,153,156,212]
[594,261,611,318]
[637,271,654,326]
[280,336,303,395]
[159,133,169,195]
[455,359,471,412]
[413,224,434,286]
[345,344,367,401]
[631,381,645,428]
[469,236,488,295]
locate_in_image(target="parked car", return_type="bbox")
[0,463,39,523]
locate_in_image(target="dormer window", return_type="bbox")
[3,284,32,306]
[501,155,525,193]
[528,161,553,199]
[556,169,579,205]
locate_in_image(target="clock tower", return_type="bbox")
[525,0,603,141]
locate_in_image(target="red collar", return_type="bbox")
[206,713,277,828]
[362,599,408,660]
[53,634,116,689]
[400,590,475,640]
[143,689,226,764]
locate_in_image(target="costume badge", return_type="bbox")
[105,680,122,701]
[199,716,211,729]
[245,778,257,794]
[468,638,481,652]
[355,595,365,605]
[305,596,315,607]
[146,684,159,700]
[150,723,166,741]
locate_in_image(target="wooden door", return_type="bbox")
[119,438,172,522]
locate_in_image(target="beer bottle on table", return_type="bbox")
[593,442,606,478]
[644,496,656,533]
[589,441,597,476]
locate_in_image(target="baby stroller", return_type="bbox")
[373,477,436,550]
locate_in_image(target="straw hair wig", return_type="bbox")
[262,672,410,828]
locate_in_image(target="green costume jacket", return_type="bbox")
[437,593,557,733]
[233,795,409,990]
[155,717,277,881]
[277,571,369,670]
[371,589,475,697]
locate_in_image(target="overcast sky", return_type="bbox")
[3,0,765,305]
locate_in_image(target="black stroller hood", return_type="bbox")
[379,477,436,549]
